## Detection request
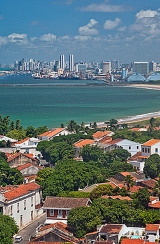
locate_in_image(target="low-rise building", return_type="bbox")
[38,128,70,141]
[0,182,43,229]
[43,196,91,224]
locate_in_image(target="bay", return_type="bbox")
[0,74,160,128]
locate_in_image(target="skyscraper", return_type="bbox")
[133,62,149,75]
[102,61,111,74]
[60,55,65,69]
[69,55,74,72]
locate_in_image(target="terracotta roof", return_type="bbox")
[121,239,144,244]
[23,153,38,161]
[145,224,160,231]
[149,201,160,209]
[149,196,159,202]
[93,131,112,139]
[38,128,65,138]
[6,152,21,162]
[13,137,30,145]
[102,195,132,201]
[128,151,142,161]
[95,241,113,244]
[4,182,41,201]
[108,138,123,145]
[43,196,90,209]
[16,163,34,171]
[142,139,160,147]
[27,242,62,244]
[100,224,123,234]
[130,128,141,132]
[140,179,157,189]
[129,185,142,193]
[98,136,112,144]
[74,139,95,148]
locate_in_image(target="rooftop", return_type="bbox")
[142,139,160,147]
[74,139,95,148]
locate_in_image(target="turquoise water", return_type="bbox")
[0,74,160,128]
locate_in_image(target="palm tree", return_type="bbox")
[124,175,134,191]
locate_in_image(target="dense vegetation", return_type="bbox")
[68,188,160,238]
[0,214,18,244]
[0,153,23,186]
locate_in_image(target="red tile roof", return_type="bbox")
[121,239,144,244]
[13,137,30,145]
[93,131,112,139]
[43,196,90,209]
[38,128,65,138]
[74,139,95,148]
[4,182,41,201]
[16,163,34,171]
[140,179,157,189]
[6,152,21,162]
[108,138,123,145]
[100,224,123,234]
[142,139,160,147]
[145,224,160,231]
[102,195,132,201]
[149,201,160,209]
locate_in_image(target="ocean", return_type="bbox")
[0,74,160,128]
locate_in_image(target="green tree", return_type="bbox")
[124,175,134,191]
[67,206,102,238]
[7,129,26,140]
[144,154,160,178]
[133,188,150,209]
[67,120,77,132]
[90,184,114,200]
[80,145,104,162]
[26,126,35,137]
[0,214,18,244]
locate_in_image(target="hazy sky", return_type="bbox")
[1,0,160,64]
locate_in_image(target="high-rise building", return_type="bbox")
[102,61,111,74]
[69,55,74,72]
[149,61,156,72]
[60,55,65,69]
[133,62,149,75]
[111,60,119,70]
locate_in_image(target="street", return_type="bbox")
[13,213,46,244]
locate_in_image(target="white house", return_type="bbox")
[0,182,43,229]
[115,139,141,156]
[38,128,70,141]
[141,139,160,157]
[12,137,41,157]
[145,224,160,242]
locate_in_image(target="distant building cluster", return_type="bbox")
[1,55,160,82]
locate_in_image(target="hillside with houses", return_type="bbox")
[0,116,160,243]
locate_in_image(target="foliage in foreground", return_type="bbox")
[0,214,18,244]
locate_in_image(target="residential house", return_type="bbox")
[6,152,40,168]
[148,196,160,210]
[43,196,91,224]
[145,224,160,242]
[141,139,160,157]
[138,179,157,191]
[12,137,41,157]
[28,222,79,243]
[0,135,17,143]
[92,131,114,142]
[114,139,141,156]
[121,239,152,244]
[127,152,147,173]
[74,139,95,158]
[98,224,128,244]
[16,163,43,182]
[0,182,43,229]
[38,128,70,141]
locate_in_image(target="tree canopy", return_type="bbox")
[0,214,18,244]
[144,154,160,178]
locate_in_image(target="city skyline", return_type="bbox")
[0,0,160,64]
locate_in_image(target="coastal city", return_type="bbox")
[1,0,160,243]
[1,56,160,82]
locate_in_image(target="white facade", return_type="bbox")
[116,139,141,156]
[69,54,74,72]
[102,61,111,74]
[0,183,42,229]
[14,137,40,157]
[128,160,145,173]
[141,140,160,157]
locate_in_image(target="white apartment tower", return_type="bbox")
[60,55,65,69]
[102,61,111,74]
[69,55,74,72]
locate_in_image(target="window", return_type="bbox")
[142,148,144,152]
[148,148,150,153]
[11,205,13,215]
[145,148,147,153]
[24,200,26,210]
[155,148,158,153]
[50,209,54,216]
[17,203,19,213]
[129,146,131,150]
[58,209,62,217]
[66,210,70,216]
[31,197,33,207]
[137,146,139,149]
